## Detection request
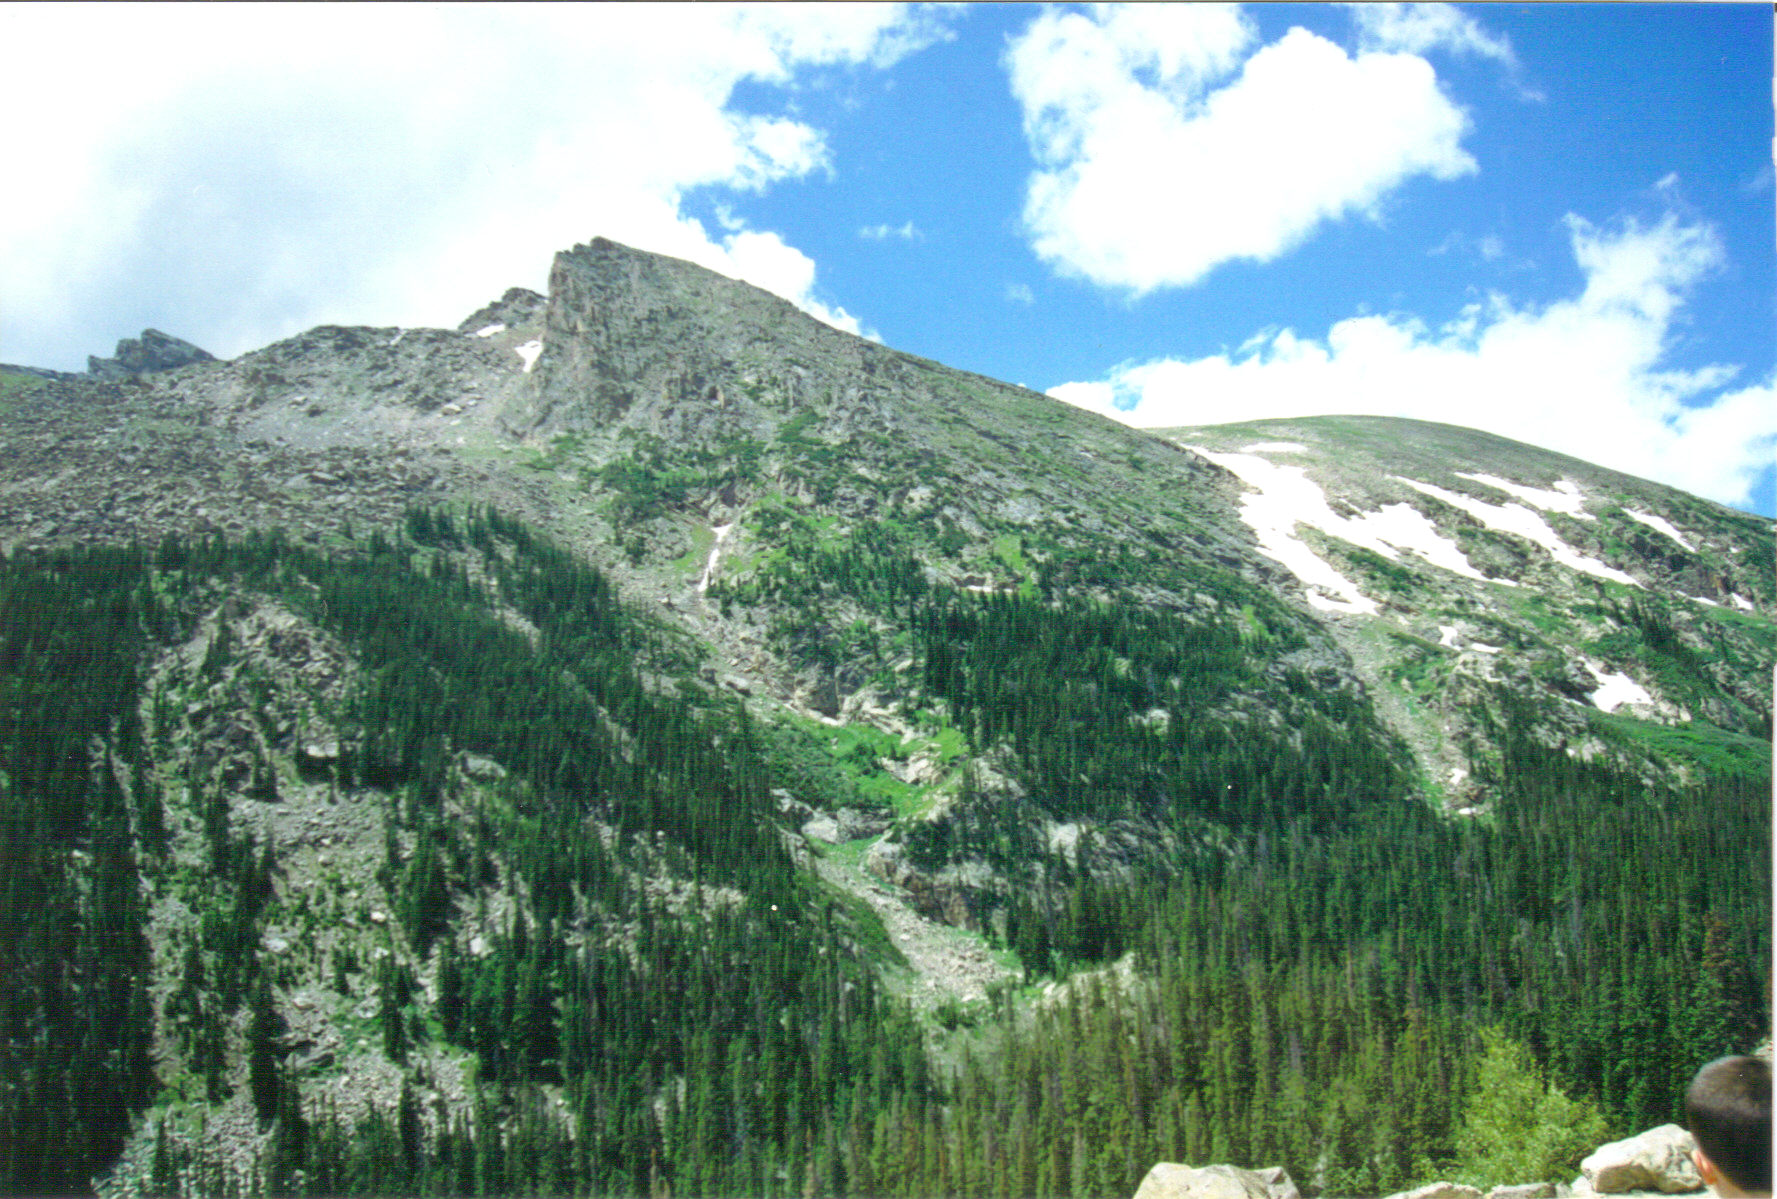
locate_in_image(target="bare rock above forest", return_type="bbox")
[87,328,215,379]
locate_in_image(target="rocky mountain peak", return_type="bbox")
[455,286,545,336]
[517,237,883,436]
[87,327,215,379]
[0,235,1767,1199]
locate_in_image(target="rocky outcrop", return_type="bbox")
[1490,1185,1554,1199]
[456,286,545,335]
[0,362,83,383]
[1134,1163,1297,1199]
[1579,1125,1701,1194]
[1135,1121,1712,1199]
[1382,1184,1484,1199]
[1252,1165,1303,1199]
[1379,1184,1558,1199]
[87,328,215,378]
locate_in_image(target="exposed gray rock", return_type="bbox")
[1581,1124,1700,1194]
[1561,1181,1679,1199]
[457,286,545,336]
[0,362,83,383]
[458,752,507,782]
[1382,1182,1484,1199]
[1489,1183,1555,1199]
[88,328,215,378]
[801,814,841,844]
[1250,1165,1300,1199]
[833,806,890,841]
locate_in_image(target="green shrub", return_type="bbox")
[1449,1028,1610,1188]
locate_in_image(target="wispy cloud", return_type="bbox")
[859,220,922,241]
[1051,208,1775,509]
[1429,229,1511,264]
[1348,4,1541,100]
[1347,3,1515,65]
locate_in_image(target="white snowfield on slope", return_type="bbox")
[1180,442,1721,714]
[1397,477,1641,588]
[1622,507,1695,552]
[1184,445,1485,618]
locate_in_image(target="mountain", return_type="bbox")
[1162,416,1772,806]
[0,238,1767,1198]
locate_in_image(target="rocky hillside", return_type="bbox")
[1164,416,1772,809]
[0,238,1767,1197]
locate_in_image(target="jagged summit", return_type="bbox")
[1,328,215,384]
[518,236,895,433]
[456,285,545,337]
[86,327,214,379]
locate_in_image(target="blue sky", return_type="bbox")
[4,3,1772,513]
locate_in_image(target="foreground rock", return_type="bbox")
[1133,1163,1298,1199]
[1491,1185,1554,1199]
[1580,1125,1701,1194]
[1383,1184,1484,1199]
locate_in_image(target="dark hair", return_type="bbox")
[1687,1055,1772,1194]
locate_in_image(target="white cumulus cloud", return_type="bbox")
[0,3,944,368]
[1006,3,1476,293]
[1049,210,1777,510]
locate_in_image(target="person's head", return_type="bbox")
[1687,1055,1772,1197]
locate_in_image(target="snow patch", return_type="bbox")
[1584,659,1653,713]
[1187,448,1377,615]
[1397,478,1641,588]
[1448,767,1468,787]
[1436,626,1497,653]
[388,329,406,347]
[1191,447,1492,614]
[698,523,734,595]
[474,323,506,338]
[1456,473,1592,519]
[1732,594,1755,612]
[1357,502,1489,580]
[515,339,543,373]
[1623,509,1695,552]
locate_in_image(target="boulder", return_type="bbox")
[801,814,841,844]
[1250,1165,1301,1199]
[1489,1184,1555,1199]
[1581,1125,1701,1194]
[1562,1181,1678,1199]
[458,752,506,782]
[1133,1164,1275,1199]
[1382,1183,1484,1199]
[834,806,891,841]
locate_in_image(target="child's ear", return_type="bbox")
[1694,1148,1721,1189]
